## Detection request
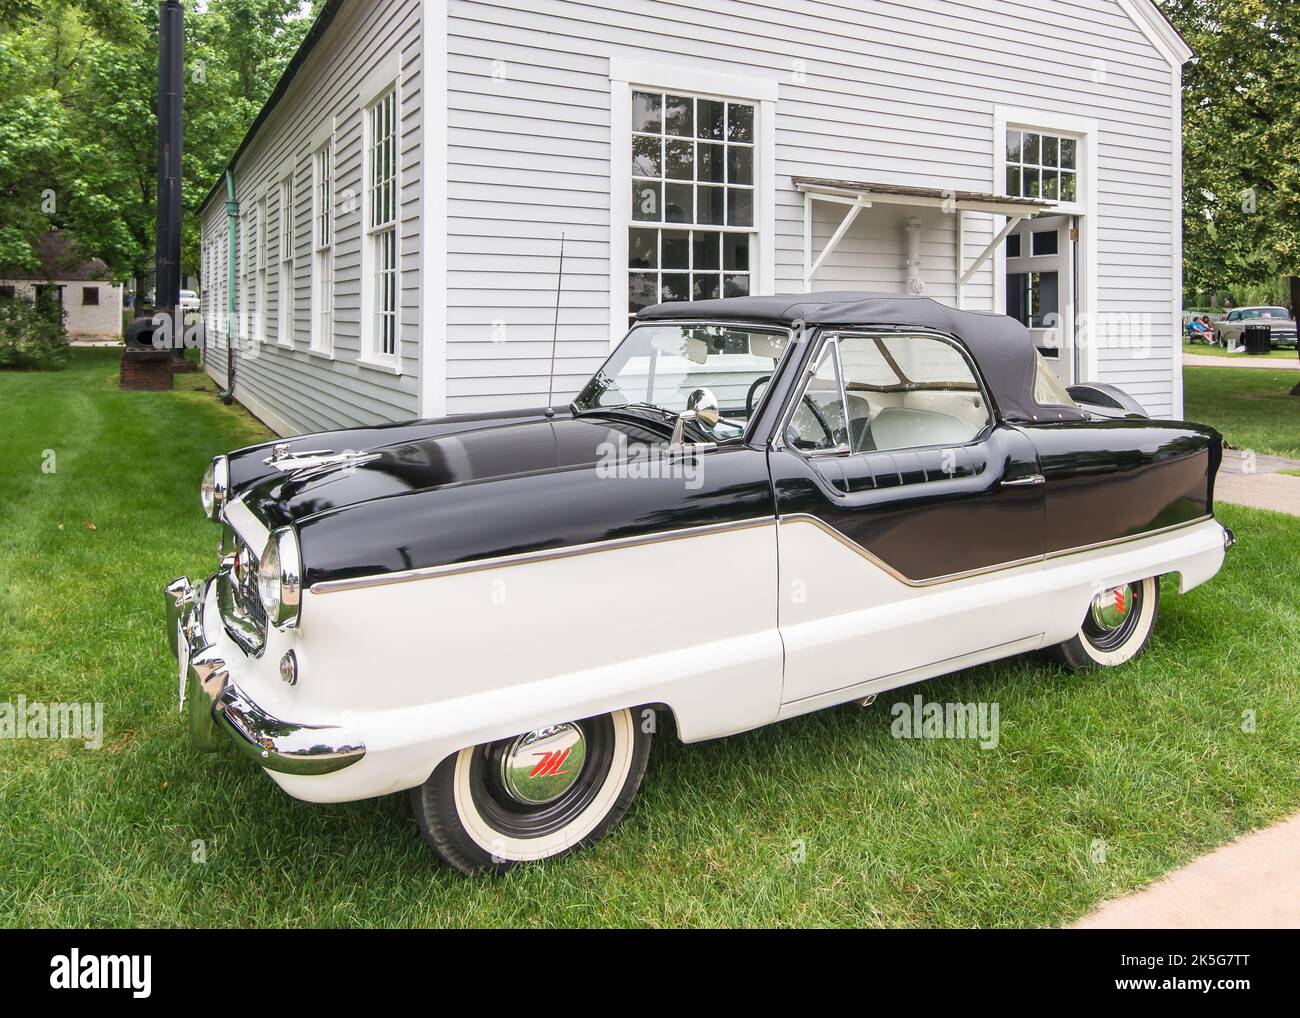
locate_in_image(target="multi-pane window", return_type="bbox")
[627,90,755,326]
[1006,129,1077,202]
[367,88,398,358]
[277,177,293,346]
[312,142,334,352]
[255,199,267,343]
[239,212,250,340]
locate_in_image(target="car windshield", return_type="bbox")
[574,322,792,441]
[1239,307,1290,319]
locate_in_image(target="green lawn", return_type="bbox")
[2,349,1299,927]
[1183,365,1300,459]
[1183,340,1296,360]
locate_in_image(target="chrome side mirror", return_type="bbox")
[669,387,720,449]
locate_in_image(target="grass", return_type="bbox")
[2,349,1299,928]
[1183,365,1300,459]
[1183,340,1296,360]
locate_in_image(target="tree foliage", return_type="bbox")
[1163,0,1300,301]
[0,0,318,283]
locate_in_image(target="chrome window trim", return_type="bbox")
[775,327,998,459]
[581,319,797,445]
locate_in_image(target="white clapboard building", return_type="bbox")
[197,0,1191,436]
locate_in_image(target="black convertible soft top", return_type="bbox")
[637,291,1085,423]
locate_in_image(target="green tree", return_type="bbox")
[0,0,318,283]
[1164,0,1300,310]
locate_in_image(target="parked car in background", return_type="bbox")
[1214,307,1298,349]
[178,289,199,310]
[166,292,1233,874]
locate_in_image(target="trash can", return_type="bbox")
[1243,323,1271,355]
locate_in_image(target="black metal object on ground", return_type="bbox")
[1243,324,1271,355]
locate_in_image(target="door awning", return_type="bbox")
[793,176,1056,217]
[793,176,1058,304]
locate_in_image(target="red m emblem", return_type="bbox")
[529,748,571,778]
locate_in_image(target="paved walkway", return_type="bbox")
[1075,815,1300,928]
[1216,449,1300,517]
[1184,351,1299,370]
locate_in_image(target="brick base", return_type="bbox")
[170,357,198,373]
[120,349,174,390]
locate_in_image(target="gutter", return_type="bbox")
[219,169,238,405]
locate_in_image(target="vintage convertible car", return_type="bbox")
[166,292,1232,873]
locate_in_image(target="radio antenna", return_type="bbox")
[545,233,566,415]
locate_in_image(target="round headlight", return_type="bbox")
[258,527,302,628]
[200,455,229,521]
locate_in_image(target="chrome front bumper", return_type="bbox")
[165,575,365,775]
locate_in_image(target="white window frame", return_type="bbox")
[993,107,1098,381]
[253,197,266,343]
[359,59,402,372]
[609,57,776,349]
[277,174,294,348]
[310,124,335,356]
[238,211,249,341]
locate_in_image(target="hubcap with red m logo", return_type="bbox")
[500,723,587,804]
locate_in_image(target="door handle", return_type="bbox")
[1001,473,1045,488]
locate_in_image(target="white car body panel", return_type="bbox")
[213,499,1226,805]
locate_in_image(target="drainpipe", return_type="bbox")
[905,217,925,294]
[219,168,238,405]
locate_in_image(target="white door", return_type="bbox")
[1006,215,1075,385]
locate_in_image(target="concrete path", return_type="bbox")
[1215,449,1300,518]
[1075,815,1300,928]
[1184,351,1299,369]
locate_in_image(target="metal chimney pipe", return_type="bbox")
[156,0,184,360]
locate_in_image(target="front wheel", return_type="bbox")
[1050,576,1160,671]
[410,708,652,874]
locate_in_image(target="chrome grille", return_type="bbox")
[218,536,267,656]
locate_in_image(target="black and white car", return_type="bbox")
[166,292,1232,873]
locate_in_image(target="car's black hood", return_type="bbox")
[233,411,670,532]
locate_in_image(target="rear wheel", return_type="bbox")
[410,708,652,874]
[1051,576,1159,671]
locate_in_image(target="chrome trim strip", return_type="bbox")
[779,513,1043,587]
[1043,514,1215,560]
[309,516,777,595]
[779,512,1217,588]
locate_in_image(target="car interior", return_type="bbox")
[787,333,992,454]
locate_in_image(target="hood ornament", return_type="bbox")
[263,444,380,474]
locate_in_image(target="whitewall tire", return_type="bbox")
[410,708,652,874]
[1051,576,1160,671]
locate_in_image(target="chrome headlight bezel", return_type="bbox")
[201,455,229,521]
[258,526,302,629]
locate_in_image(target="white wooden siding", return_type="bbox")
[446,0,1177,417]
[200,0,1180,428]
[200,0,425,436]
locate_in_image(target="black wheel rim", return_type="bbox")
[468,715,616,839]
[1082,582,1143,652]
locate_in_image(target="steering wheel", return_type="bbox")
[797,397,836,448]
[749,374,835,448]
[745,374,771,417]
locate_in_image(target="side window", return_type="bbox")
[785,342,846,452]
[834,334,991,453]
